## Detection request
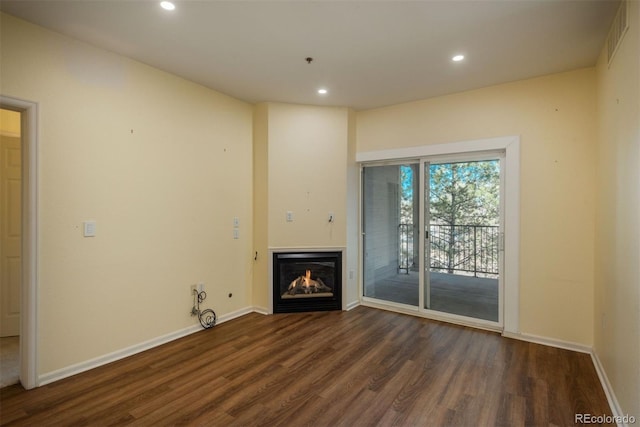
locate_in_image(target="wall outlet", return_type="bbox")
[197,283,204,293]
[286,211,294,222]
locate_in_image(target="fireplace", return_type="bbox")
[273,251,342,313]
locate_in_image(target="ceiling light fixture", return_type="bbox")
[318,89,328,95]
[160,1,176,11]
[452,54,465,62]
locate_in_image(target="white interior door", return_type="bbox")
[1,135,21,337]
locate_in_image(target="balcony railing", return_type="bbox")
[399,224,499,278]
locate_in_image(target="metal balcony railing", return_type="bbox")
[399,224,499,277]
[398,223,415,273]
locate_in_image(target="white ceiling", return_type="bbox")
[0,0,620,110]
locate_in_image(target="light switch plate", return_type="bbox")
[83,221,96,237]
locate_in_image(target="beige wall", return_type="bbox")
[594,0,640,417]
[251,102,354,309]
[0,13,254,375]
[266,103,348,249]
[357,68,597,346]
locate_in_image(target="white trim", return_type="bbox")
[220,306,256,323]
[361,299,502,333]
[502,138,520,334]
[357,135,520,334]
[501,331,591,354]
[39,324,201,386]
[497,153,506,327]
[268,246,347,252]
[358,166,364,312]
[0,95,39,390]
[345,300,360,311]
[252,306,270,315]
[356,136,518,163]
[420,159,428,312]
[591,351,625,426]
[38,306,256,386]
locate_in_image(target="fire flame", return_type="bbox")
[303,270,312,287]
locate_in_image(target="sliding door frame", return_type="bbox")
[357,136,520,334]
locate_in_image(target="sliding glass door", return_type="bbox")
[424,159,501,322]
[362,154,504,326]
[362,163,419,306]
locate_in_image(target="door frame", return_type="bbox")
[357,135,520,334]
[1,95,39,389]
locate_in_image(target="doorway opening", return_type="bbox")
[0,96,38,390]
[0,108,22,387]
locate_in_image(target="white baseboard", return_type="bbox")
[220,306,256,322]
[591,351,626,426]
[38,324,201,386]
[345,300,360,311]
[252,306,270,315]
[39,306,256,386]
[501,331,592,354]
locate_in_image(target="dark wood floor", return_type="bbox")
[1,307,611,426]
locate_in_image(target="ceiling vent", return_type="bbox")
[606,0,629,65]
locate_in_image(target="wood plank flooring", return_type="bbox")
[0,307,611,426]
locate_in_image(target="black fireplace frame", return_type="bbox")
[272,251,342,313]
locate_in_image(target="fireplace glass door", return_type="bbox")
[273,252,342,313]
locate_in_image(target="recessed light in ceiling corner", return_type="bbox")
[317,88,328,95]
[160,1,176,11]
[452,54,465,62]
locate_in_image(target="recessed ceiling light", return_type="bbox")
[160,1,175,11]
[318,89,328,95]
[452,54,465,62]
